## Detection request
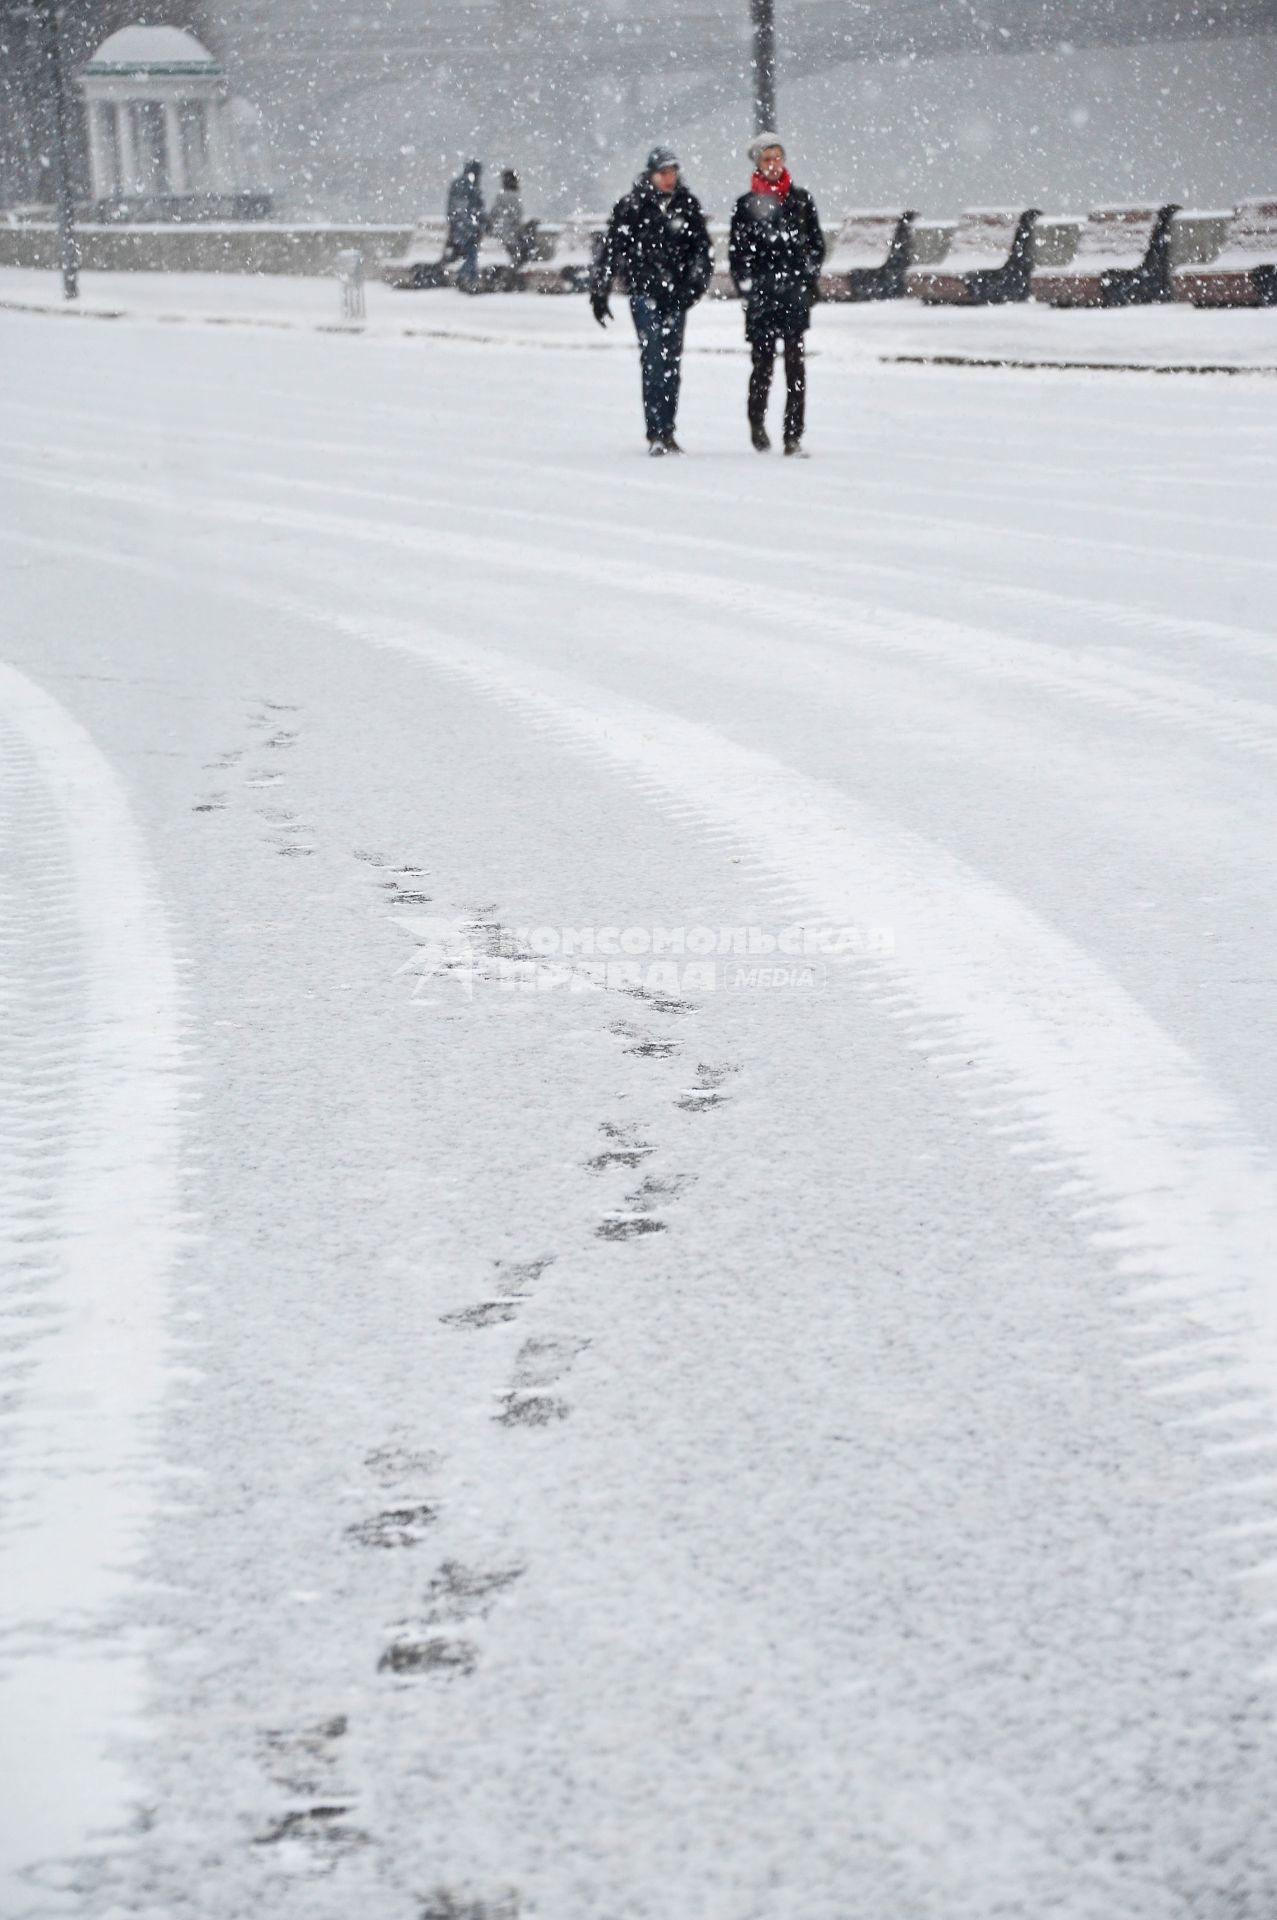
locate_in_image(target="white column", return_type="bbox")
[204,96,241,194]
[163,101,188,194]
[85,100,111,201]
[115,101,139,197]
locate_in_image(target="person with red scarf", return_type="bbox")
[728,135,826,456]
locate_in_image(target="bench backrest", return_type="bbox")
[1031,217,1081,268]
[828,209,916,269]
[1072,204,1175,268]
[1218,197,1277,262]
[909,219,956,266]
[1169,209,1234,267]
[940,206,1038,270]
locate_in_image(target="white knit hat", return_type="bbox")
[747,132,785,163]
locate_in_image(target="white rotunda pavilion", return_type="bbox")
[79,25,271,219]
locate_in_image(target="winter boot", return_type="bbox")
[662,434,684,454]
[783,438,808,459]
[751,423,771,452]
[648,438,667,457]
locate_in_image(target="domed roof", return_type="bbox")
[83,25,218,73]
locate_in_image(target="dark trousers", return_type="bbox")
[749,333,806,444]
[630,296,686,440]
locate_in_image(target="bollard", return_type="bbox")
[334,249,366,323]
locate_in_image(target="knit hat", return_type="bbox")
[746,132,784,163]
[646,145,679,173]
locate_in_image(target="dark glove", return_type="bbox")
[591,293,613,327]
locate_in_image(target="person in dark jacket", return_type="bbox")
[446,159,485,292]
[729,134,825,455]
[590,145,712,455]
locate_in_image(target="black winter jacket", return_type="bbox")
[446,169,484,249]
[729,185,825,340]
[593,178,713,313]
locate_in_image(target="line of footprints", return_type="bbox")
[252,845,738,1913]
[194,699,316,856]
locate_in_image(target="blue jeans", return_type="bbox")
[630,296,686,440]
[457,236,479,293]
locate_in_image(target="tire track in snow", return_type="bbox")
[258,464,1277,695]
[0,666,189,1910]
[4,466,1277,765]
[0,751,83,1439]
[293,605,1277,1610]
[6,396,1272,543]
[9,426,1277,676]
[9,531,1277,1588]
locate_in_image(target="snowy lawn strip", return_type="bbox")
[0,665,187,1903]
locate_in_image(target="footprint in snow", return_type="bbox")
[620,983,695,1014]
[345,1504,439,1548]
[377,1562,525,1679]
[676,1062,741,1111]
[378,1636,477,1677]
[260,1715,348,1798]
[627,1172,693,1211]
[596,1214,667,1240]
[587,1120,655,1172]
[495,1392,570,1428]
[421,1560,525,1622]
[364,1445,443,1487]
[498,1254,555,1290]
[609,1019,679,1058]
[418,1890,521,1920]
[441,1298,520,1329]
[382,874,434,906]
[440,1255,555,1329]
[254,1804,368,1857]
[510,1334,588,1389]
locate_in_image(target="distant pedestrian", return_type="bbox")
[487,168,526,265]
[446,158,485,292]
[729,134,825,456]
[590,145,712,456]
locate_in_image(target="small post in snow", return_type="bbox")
[750,0,776,135]
[335,249,366,324]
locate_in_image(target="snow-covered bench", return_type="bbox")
[523,220,603,294]
[818,209,916,302]
[904,206,1039,305]
[381,218,451,290]
[1031,216,1082,273]
[1030,203,1178,307]
[1171,198,1277,307]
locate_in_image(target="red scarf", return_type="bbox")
[751,169,792,199]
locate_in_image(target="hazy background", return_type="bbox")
[3,0,1275,222]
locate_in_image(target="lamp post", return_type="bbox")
[35,0,79,299]
[750,0,776,133]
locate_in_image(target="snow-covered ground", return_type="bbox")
[3,265,1277,369]
[2,292,1277,1919]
